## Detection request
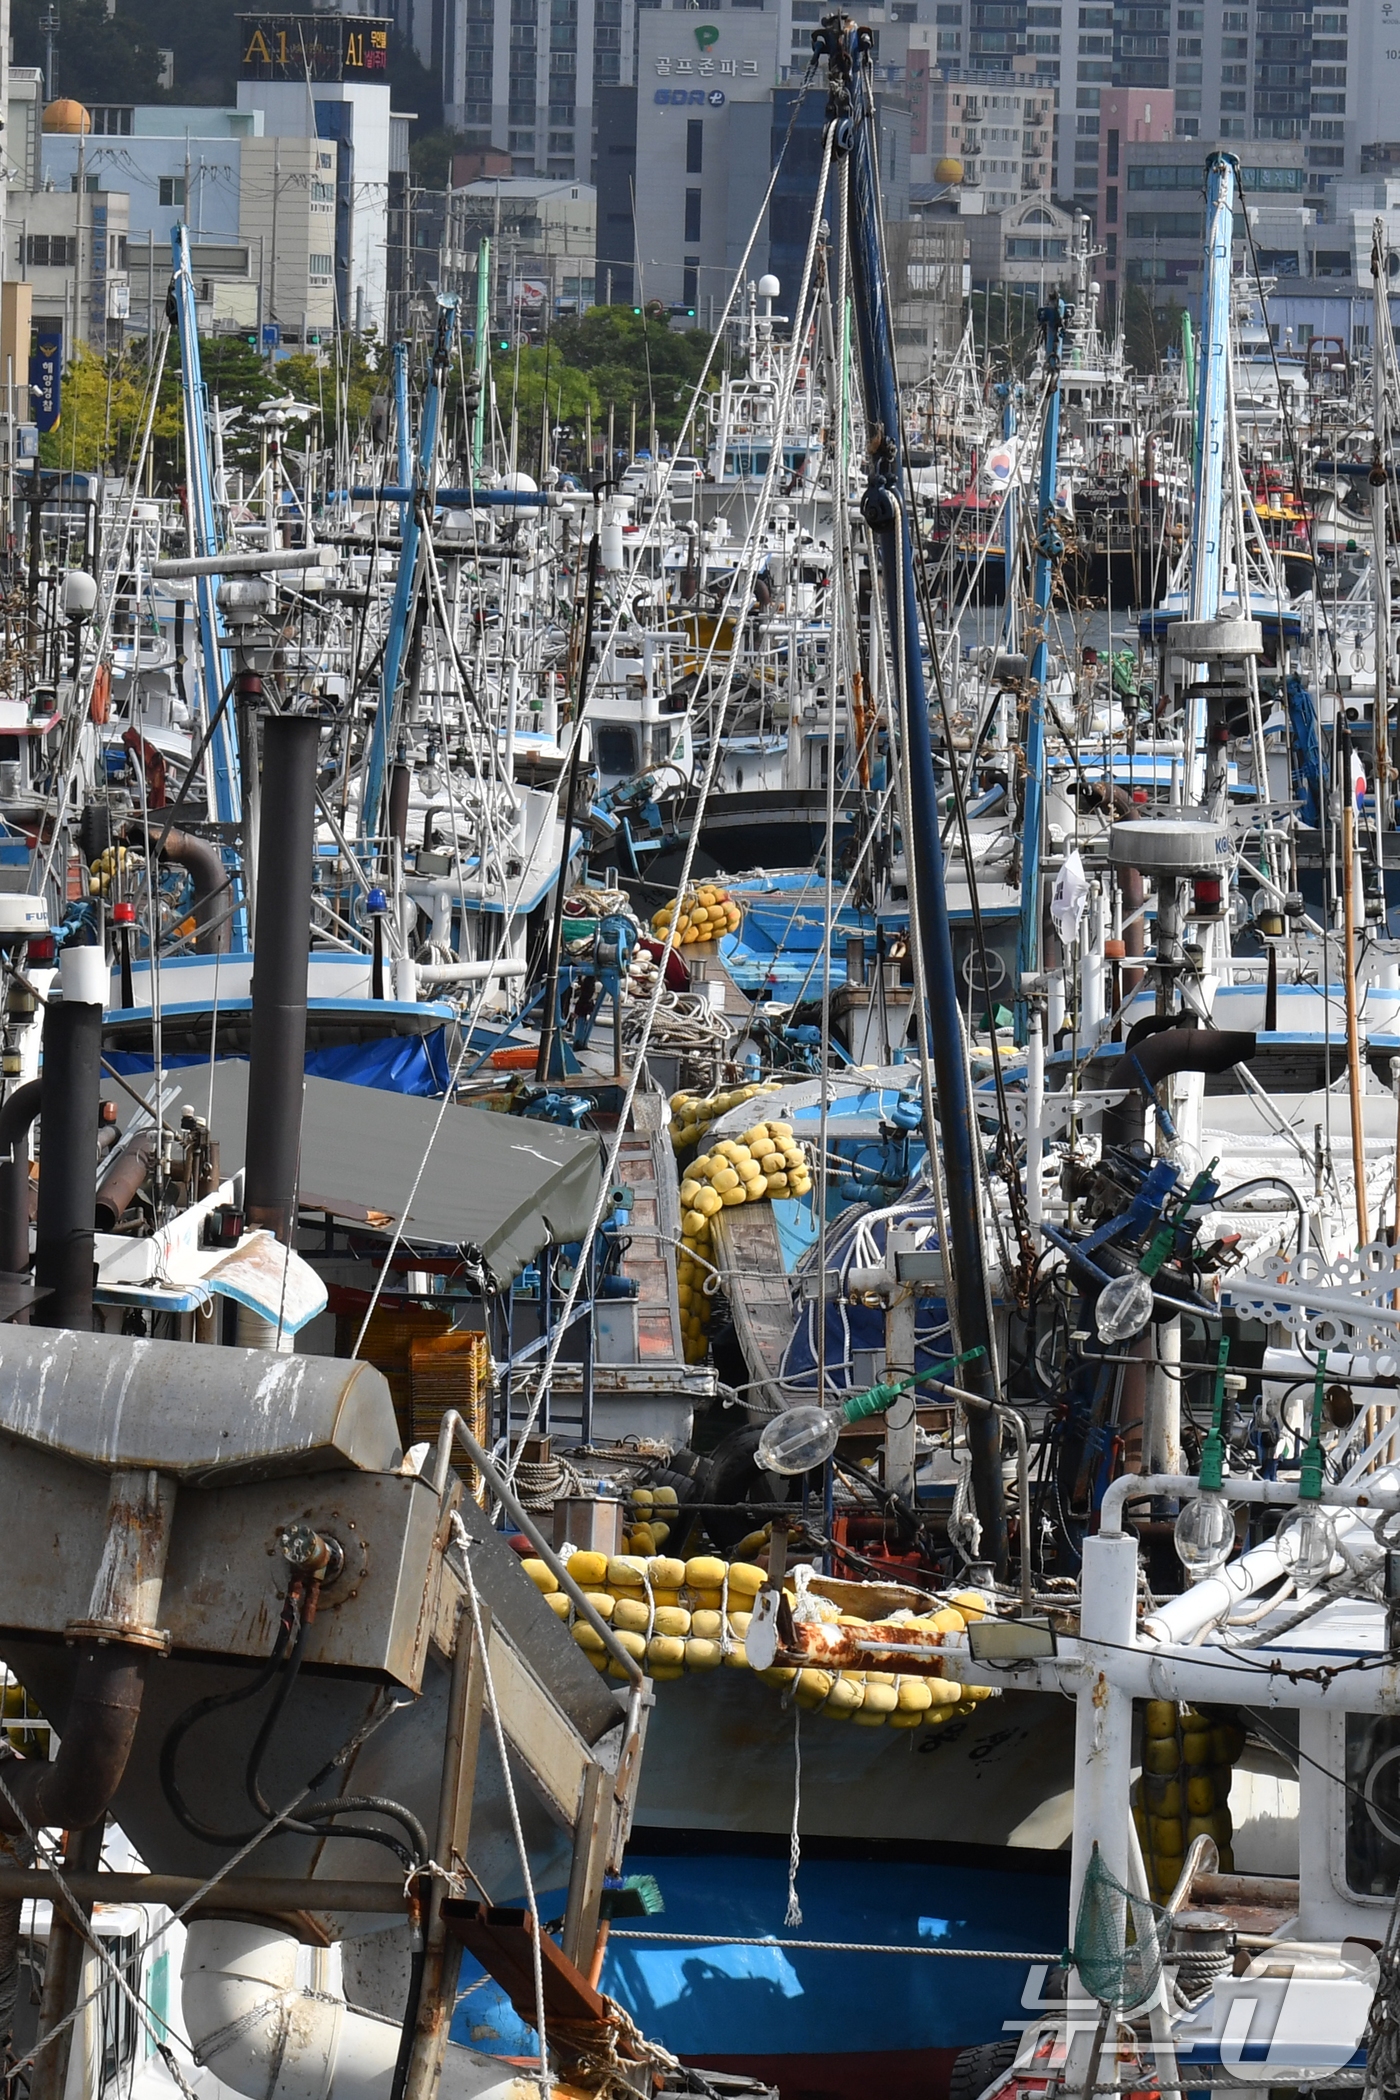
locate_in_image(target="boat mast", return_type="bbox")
[1183,151,1238,800]
[816,11,1007,1572]
[169,222,245,945]
[1014,296,1068,1047]
[366,297,457,848]
[1371,218,1393,838]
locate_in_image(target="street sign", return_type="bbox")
[262,323,280,350]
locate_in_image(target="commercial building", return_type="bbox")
[963,190,1076,285]
[1117,133,1304,301]
[609,6,910,319]
[397,0,631,186]
[1090,85,1175,328]
[626,7,786,320]
[458,175,596,319]
[237,135,339,342]
[235,11,403,334]
[29,97,338,345]
[889,204,970,379]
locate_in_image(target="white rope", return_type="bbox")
[783,1707,803,1930]
[454,1514,549,2084]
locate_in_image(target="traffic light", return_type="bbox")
[499,336,509,349]
[631,305,642,315]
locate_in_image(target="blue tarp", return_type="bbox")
[782,1193,951,1393]
[104,1027,454,1097]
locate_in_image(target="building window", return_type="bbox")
[1074,136,1099,160]
[1312,249,1352,276]
[1105,183,1117,223]
[1106,125,1118,175]
[509,131,536,149]
[70,174,100,193]
[311,180,334,202]
[159,176,186,207]
[26,235,76,266]
[686,118,703,172]
[309,253,334,277]
[684,187,701,242]
[91,106,133,135]
[1220,90,1246,109]
[681,257,698,309]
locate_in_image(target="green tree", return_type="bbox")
[38,343,180,473]
[491,345,599,468]
[410,129,470,189]
[280,335,389,445]
[549,305,717,447]
[1122,285,1186,375]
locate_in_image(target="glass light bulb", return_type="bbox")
[757,1405,841,1476]
[1095,1269,1155,1344]
[1275,1505,1337,1585]
[1166,1137,1204,1184]
[1173,1489,1234,1578]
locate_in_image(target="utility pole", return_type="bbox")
[41,4,59,100]
[269,144,281,348]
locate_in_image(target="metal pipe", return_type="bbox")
[29,1823,103,2100]
[432,1411,645,1684]
[412,958,527,985]
[345,487,556,510]
[34,984,104,1331]
[1101,1026,1256,1150]
[244,715,320,1246]
[0,1645,146,1835]
[0,1077,41,1274]
[957,1391,1033,1614]
[151,547,332,580]
[94,1139,155,1231]
[1097,1469,1400,1534]
[158,827,232,955]
[0,1871,411,1910]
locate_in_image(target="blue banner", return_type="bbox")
[29,328,61,434]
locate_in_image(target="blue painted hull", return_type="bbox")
[449,1836,1069,2099]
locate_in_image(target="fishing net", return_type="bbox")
[1071,1843,1169,2013]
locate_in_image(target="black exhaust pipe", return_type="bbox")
[1102,1024,1256,1151]
[244,714,320,1245]
[0,1078,41,1275]
[34,972,105,1330]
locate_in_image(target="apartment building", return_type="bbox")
[908,50,1054,203]
[398,0,632,186]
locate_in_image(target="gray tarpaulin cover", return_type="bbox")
[145,1065,603,1282]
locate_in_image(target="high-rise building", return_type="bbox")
[236,11,401,333]
[398,0,632,184]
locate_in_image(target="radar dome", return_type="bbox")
[43,98,90,133]
[757,274,780,298]
[934,156,964,185]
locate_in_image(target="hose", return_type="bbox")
[1214,1176,1306,1257]
[161,1585,427,1869]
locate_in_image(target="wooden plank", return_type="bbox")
[560,1763,610,1973]
[487,1627,590,1827]
[442,1902,609,2027]
[710,1200,792,1407]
